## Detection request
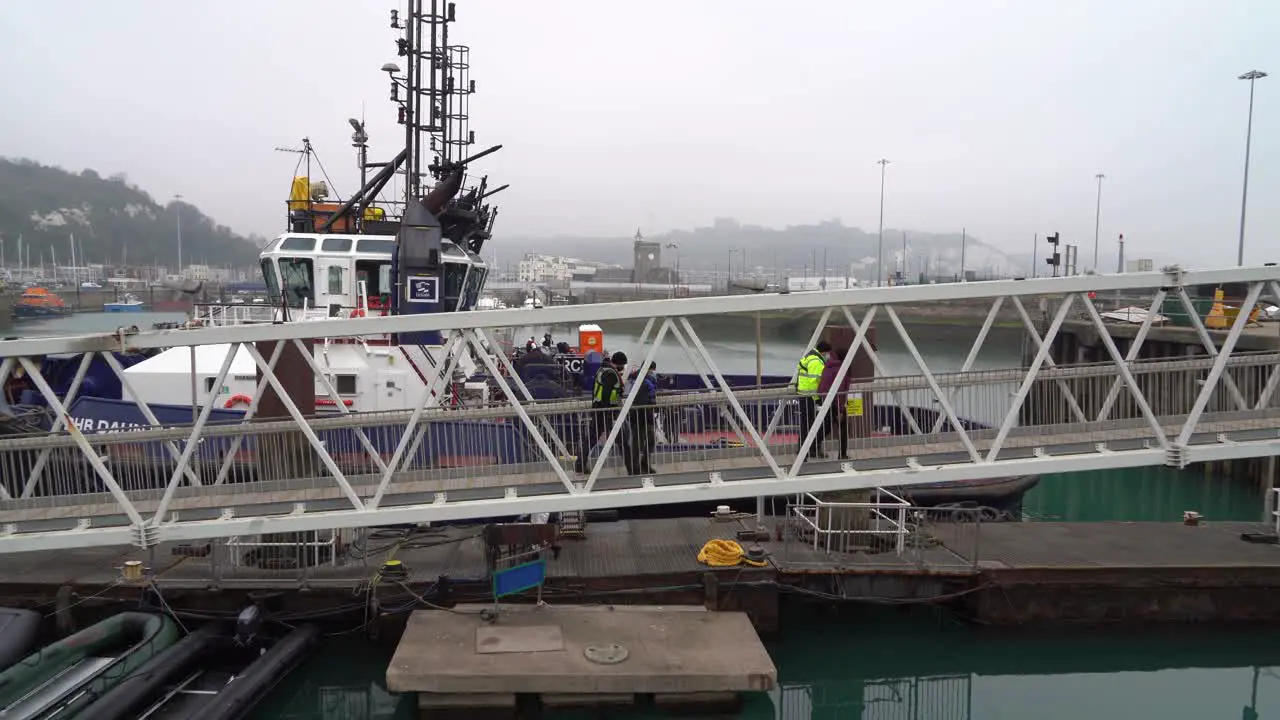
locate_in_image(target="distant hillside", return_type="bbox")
[0,158,262,268]
[502,219,1029,281]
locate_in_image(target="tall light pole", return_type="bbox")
[1092,173,1105,272]
[665,242,680,297]
[876,159,890,287]
[173,193,183,277]
[1237,70,1267,266]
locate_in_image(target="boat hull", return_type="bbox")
[80,622,320,720]
[10,305,72,320]
[0,608,41,673]
[103,303,144,313]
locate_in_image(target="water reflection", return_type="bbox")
[771,665,1280,719]
[252,616,1280,720]
[248,637,413,720]
[757,609,1280,720]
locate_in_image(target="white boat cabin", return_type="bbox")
[124,232,493,414]
[256,232,489,317]
[122,342,480,413]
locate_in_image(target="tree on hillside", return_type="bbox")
[0,157,259,268]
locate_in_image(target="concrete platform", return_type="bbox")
[386,604,776,695]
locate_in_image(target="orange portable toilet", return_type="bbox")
[578,324,604,354]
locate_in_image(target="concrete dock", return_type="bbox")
[387,604,775,714]
[4,517,1280,635]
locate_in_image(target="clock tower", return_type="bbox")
[631,228,662,283]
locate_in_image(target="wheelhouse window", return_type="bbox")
[462,266,487,309]
[279,236,317,252]
[261,258,281,302]
[355,260,394,304]
[278,257,315,307]
[355,239,396,254]
[442,261,467,311]
[327,265,346,296]
[321,237,353,252]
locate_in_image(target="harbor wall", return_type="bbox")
[8,283,233,315]
[963,565,1280,626]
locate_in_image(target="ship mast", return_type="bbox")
[397,0,476,200]
[318,2,502,239]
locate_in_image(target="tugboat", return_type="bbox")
[39,0,509,438]
[10,287,72,320]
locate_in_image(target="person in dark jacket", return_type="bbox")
[818,346,852,459]
[624,362,659,474]
[575,351,626,473]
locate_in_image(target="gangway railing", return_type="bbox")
[0,266,1279,553]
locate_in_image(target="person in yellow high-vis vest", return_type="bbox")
[575,351,627,473]
[795,341,831,460]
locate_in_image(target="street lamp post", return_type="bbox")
[1237,70,1268,266]
[1093,173,1105,272]
[876,159,890,287]
[173,194,183,277]
[665,242,680,298]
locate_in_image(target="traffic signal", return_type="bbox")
[1045,232,1061,276]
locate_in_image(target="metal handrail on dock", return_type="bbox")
[787,489,912,556]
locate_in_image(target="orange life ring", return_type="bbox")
[350,308,366,318]
[224,394,252,408]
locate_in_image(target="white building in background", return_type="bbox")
[180,264,236,282]
[1126,258,1154,273]
[517,253,610,283]
[786,275,865,292]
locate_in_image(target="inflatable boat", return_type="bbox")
[79,611,320,720]
[0,609,41,674]
[0,611,179,719]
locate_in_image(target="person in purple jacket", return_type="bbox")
[818,346,851,459]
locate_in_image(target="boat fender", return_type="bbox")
[224,394,253,409]
[350,308,366,318]
[236,605,264,644]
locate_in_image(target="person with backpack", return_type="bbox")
[575,351,627,473]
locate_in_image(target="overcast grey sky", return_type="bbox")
[1,1,1275,268]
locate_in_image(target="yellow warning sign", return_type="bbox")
[846,393,864,417]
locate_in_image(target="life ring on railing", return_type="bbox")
[224,394,253,408]
[350,308,366,318]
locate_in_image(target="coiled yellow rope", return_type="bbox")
[697,539,767,567]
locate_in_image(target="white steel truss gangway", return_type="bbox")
[1,266,1279,553]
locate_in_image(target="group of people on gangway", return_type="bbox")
[574,351,660,476]
[795,340,853,461]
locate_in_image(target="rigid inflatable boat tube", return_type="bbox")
[185,624,321,720]
[0,611,179,715]
[0,609,41,673]
[77,622,229,720]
